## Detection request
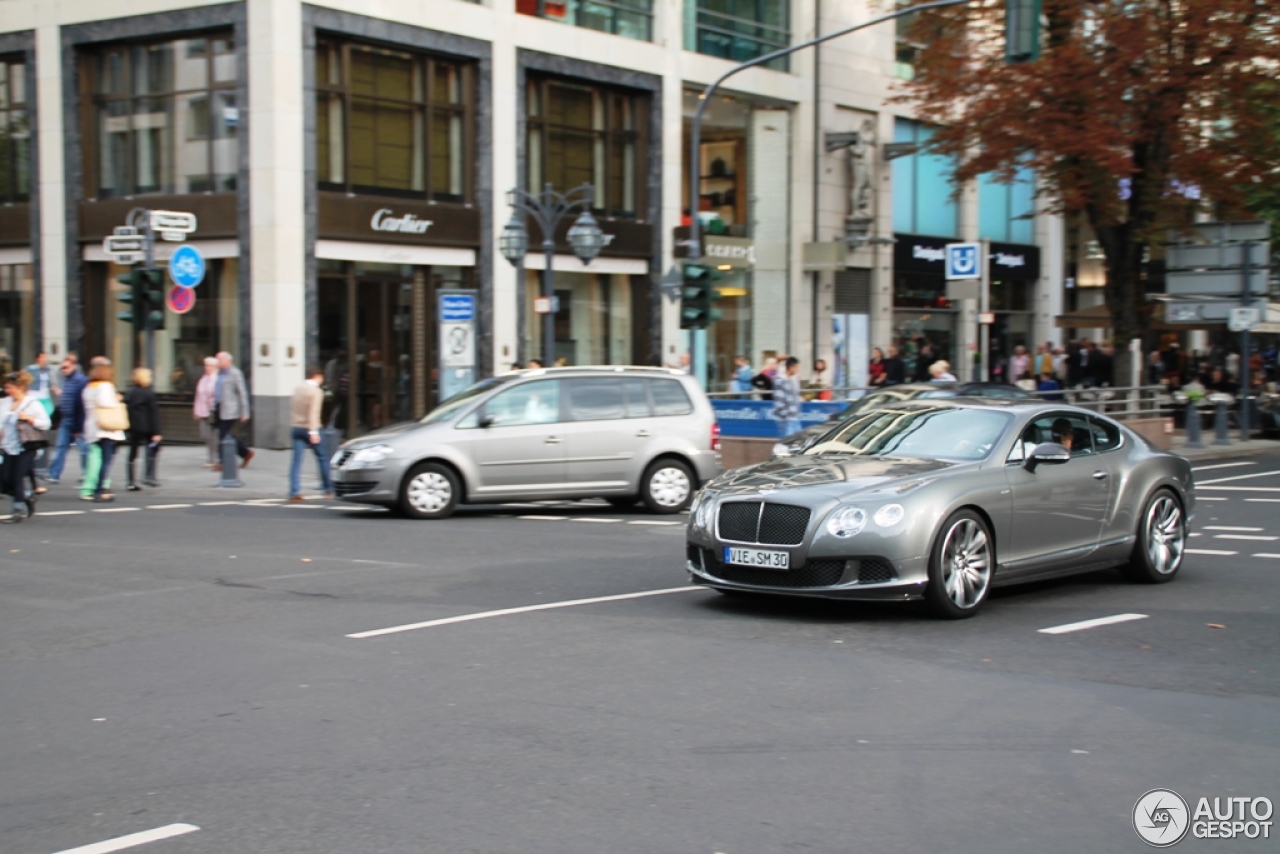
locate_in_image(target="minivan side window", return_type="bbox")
[649,379,693,416]
[566,380,624,422]
[622,378,652,418]
[482,380,561,426]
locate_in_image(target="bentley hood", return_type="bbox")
[707,454,965,500]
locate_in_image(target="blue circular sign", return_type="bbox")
[169,244,206,289]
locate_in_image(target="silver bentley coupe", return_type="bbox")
[686,400,1195,619]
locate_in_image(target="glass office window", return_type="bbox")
[979,165,1035,244]
[527,77,644,218]
[892,118,957,238]
[316,39,473,203]
[86,36,237,197]
[0,57,30,203]
[687,0,789,70]
[517,0,654,42]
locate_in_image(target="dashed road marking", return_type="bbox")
[571,517,623,524]
[1204,526,1265,532]
[1196,470,1280,485]
[1199,486,1280,492]
[198,501,240,506]
[1245,498,1280,503]
[347,586,703,638]
[39,510,86,516]
[1197,496,1228,501]
[51,822,200,854]
[145,503,192,510]
[1192,461,1257,472]
[1214,534,1278,541]
[93,507,139,513]
[1253,553,1280,559]
[1186,548,1238,556]
[519,515,567,521]
[1038,613,1148,635]
[628,520,682,526]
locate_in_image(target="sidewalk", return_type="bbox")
[42,443,328,501]
[1169,434,1278,462]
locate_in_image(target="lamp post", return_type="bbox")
[499,183,605,366]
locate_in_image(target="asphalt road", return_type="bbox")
[2,453,1278,853]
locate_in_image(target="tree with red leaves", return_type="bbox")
[896,0,1280,383]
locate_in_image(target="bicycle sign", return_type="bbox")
[168,244,206,288]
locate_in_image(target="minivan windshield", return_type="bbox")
[807,405,1012,462]
[420,377,508,425]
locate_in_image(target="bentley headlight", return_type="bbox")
[874,503,905,527]
[350,444,394,466]
[692,492,715,531]
[826,505,867,539]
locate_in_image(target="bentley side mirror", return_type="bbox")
[1025,442,1071,473]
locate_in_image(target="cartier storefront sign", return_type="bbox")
[318,193,480,246]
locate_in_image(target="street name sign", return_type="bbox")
[150,210,197,233]
[1229,307,1261,332]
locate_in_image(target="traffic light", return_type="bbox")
[140,268,166,331]
[679,263,724,330]
[1005,0,1041,64]
[116,268,140,330]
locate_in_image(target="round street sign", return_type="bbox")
[168,244,206,288]
[167,285,196,315]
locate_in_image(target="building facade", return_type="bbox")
[0,0,1064,446]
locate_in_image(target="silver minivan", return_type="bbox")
[330,367,723,519]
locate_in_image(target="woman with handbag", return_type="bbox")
[81,359,128,502]
[0,371,52,523]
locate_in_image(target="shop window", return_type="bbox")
[0,57,30,204]
[979,165,1035,244]
[527,78,644,218]
[687,0,789,70]
[316,39,473,203]
[892,118,958,238]
[84,36,237,197]
[0,264,34,372]
[517,0,654,42]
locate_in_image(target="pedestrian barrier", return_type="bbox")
[1213,398,1232,446]
[1183,400,1204,448]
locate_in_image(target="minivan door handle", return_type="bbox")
[635,430,651,438]
[544,436,562,444]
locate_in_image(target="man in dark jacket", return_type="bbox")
[884,345,907,386]
[46,357,87,485]
[913,342,936,383]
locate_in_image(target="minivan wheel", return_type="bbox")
[640,459,694,514]
[400,462,460,520]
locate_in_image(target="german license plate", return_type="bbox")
[724,546,789,570]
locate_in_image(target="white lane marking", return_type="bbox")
[1204,525,1264,532]
[1196,470,1280,485]
[1038,613,1149,635]
[1196,496,1228,501]
[198,501,240,506]
[1192,462,1256,472]
[51,823,200,854]
[518,515,566,521]
[243,498,287,504]
[1198,486,1280,492]
[1189,533,1202,538]
[572,517,622,524]
[40,510,86,516]
[1186,548,1238,556]
[326,505,372,510]
[1214,534,1279,541]
[1245,498,1280,503]
[282,504,326,509]
[1253,553,1280,559]
[628,520,682,526]
[93,507,139,513]
[347,586,703,639]
[146,504,192,510]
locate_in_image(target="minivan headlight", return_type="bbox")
[826,506,867,539]
[350,444,394,466]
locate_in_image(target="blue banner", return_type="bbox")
[711,399,845,438]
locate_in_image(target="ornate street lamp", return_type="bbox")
[499,183,599,366]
